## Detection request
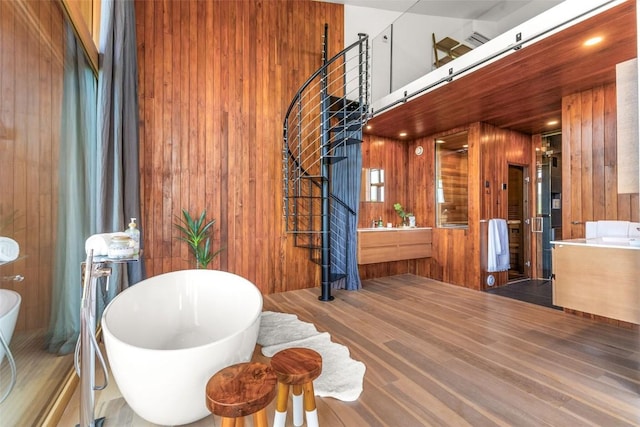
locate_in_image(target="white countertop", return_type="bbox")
[358,227,432,232]
[551,237,640,250]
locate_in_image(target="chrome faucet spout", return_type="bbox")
[1,275,24,282]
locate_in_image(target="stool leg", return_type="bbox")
[303,381,319,427]
[292,384,304,427]
[220,417,236,427]
[235,418,245,427]
[274,382,289,427]
[253,408,268,427]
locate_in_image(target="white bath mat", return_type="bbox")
[258,311,366,402]
[257,311,321,347]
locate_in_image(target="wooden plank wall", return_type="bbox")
[135,0,344,294]
[403,124,482,290]
[358,133,434,279]
[358,134,409,228]
[562,83,639,239]
[365,84,633,291]
[0,0,64,332]
[402,123,532,291]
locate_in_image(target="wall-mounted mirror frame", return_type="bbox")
[435,131,469,228]
[361,168,385,202]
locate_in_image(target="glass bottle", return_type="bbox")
[125,218,140,255]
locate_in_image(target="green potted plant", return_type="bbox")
[174,209,223,269]
[393,203,413,227]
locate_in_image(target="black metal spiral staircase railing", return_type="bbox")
[283,26,370,301]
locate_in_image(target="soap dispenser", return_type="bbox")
[125,218,140,255]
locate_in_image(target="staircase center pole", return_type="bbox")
[319,23,334,302]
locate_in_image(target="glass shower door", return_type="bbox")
[534,155,553,279]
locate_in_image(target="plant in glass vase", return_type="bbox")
[393,203,413,227]
[174,209,223,269]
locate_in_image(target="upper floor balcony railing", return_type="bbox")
[369,0,627,116]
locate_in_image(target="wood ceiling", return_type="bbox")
[365,1,637,140]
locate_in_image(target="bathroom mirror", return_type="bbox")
[361,168,385,202]
[435,131,469,227]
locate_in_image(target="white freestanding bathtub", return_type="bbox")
[0,289,21,366]
[101,269,263,425]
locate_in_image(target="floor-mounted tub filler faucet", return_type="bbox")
[76,243,140,427]
[0,274,24,404]
[75,250,111,427]
[0,328,16,404]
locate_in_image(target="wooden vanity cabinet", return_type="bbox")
[357,228,432,264]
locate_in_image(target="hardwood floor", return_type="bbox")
[0,329,73,426]
[57,274,640,426]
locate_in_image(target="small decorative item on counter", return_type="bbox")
[108,235,135,259]
[393,203,413,227]
[125,218,140,255]
[377,217,383,228]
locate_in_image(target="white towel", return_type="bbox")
[487,219,510,273]
[85,232,128,256]
[0,237,19,262]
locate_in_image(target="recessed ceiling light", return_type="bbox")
[399,132,407,137]
[462,144,469,148]
[547,120,558,126]
[366,125,372,130]
[584,36,603,46]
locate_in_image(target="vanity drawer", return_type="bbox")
[357,228,432,264]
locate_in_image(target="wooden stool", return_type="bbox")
[206,362,277,427]
[270,348,322,427]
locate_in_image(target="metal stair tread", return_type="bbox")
[328,95,360,112]
[329,122,361,133]
[323,156,347,164]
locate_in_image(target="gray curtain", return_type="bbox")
[47,0,142,354]
[96,0,144,317]
[47,23,98,355]
[330,131,363,290]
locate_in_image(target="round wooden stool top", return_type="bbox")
[270,347,322,385]
[206,362,277,418]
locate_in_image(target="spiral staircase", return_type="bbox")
[283,26,370,301]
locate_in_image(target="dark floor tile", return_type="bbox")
[486,280,561,310]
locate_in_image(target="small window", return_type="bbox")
[361,168,385,202]
[435,132,468,227]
